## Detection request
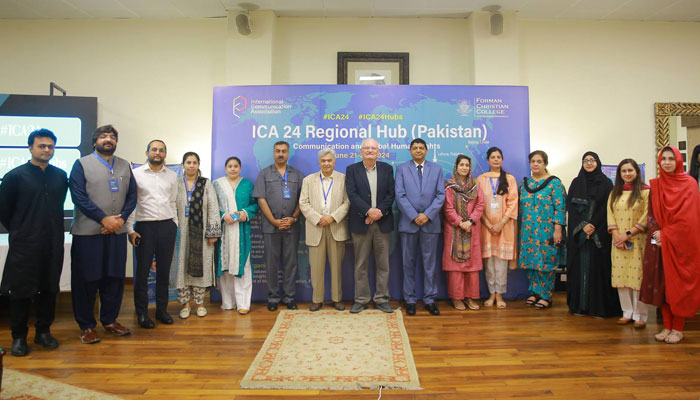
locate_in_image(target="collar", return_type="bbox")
[363,162,377,172]
[413,160,425,168]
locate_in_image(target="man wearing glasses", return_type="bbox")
[345,138,395,314]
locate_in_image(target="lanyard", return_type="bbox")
[184,176,196,203]
[93,152,114,175]
[282,167,288,188]
[489,177,499,197]
[320,174,334,205]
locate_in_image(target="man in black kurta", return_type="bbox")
[0,129,68,356]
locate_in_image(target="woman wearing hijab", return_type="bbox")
[442,154,484,311]
[641,146,700,344]
[688,144,700,188]
[566,151,621,318]
[607,158,649,328]
[518,150,567,309]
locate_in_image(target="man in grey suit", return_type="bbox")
[299,148,350,311]
[395,138,445,316]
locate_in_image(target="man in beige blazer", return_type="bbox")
[299,148,351,311]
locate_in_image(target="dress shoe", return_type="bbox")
[11,338,30,356]
[333,302,345,311]
[80,328,101,344]
[375,302,394,313]
[267,302,278,311]
[155,311,174,325]
[196,306,208,317]
[310,302,322,312]
[138,314,155,329]
[617,317,633,325]
[285,301,298,310]
[406,303,417,316]
[349,302,367,313]
[34,332,59,349]
[633,321,646,329]
[104,322,131,336]
[424,303,440,316]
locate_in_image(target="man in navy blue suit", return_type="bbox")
[345,138,395,314]
[395,138,445,316]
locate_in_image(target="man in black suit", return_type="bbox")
[345,138,395,314]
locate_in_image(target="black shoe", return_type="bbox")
[137,314,155,329]
[406,303,416,316]
[424,303,440,316]
[286,301,298,310]
[11,338,30,356]
[267,302,278,311]
[155,311,173,325]
[349,302,367,313]
[375,302,394,314]
[34,332,59,349]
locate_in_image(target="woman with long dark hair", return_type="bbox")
[213,156,259,315]
[442,154,484,311]
[477,147,518,308]
[518,150,566,309]
[641,146,700,344]
[171,152,221,319]
[566,151,621,318]
[607,158,649,328]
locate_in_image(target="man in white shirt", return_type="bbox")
[127,140,178,328]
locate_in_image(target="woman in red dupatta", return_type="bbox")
[641,146,700,344]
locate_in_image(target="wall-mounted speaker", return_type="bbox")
[235,13,252,36]
[490,13,503,36]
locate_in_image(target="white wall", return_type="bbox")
[520,19,700,184]
[272,17,472,85]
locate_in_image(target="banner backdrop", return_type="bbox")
[212,85,531,303]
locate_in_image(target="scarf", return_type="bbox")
[445,173,478,262]
[186,176,207,277]
[650,146,700,317]
[567,151,610,249]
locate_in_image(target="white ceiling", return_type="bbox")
[1,0,699,21]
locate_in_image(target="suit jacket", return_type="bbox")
[299,170,350,247]
[395,160,445,234]
[345,161,395,234]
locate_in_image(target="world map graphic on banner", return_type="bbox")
[212,85,530,302]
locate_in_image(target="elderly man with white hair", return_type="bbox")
[299,148,351,311]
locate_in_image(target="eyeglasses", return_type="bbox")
[583,158,597,164]
[362,146,378,151]
[98,134,117,141]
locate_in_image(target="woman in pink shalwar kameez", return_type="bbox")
[442,155,485,311]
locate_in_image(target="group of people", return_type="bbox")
[2,127,700,358]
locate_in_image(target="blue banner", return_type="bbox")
[212,85,531,303]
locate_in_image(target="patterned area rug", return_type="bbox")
[241,309,421,390]
[1,369,123,399]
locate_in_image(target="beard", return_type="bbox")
[95,143,116,155]
[148,156,164,165]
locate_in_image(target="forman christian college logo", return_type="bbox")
[233,96,248,118]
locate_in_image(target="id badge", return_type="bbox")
[490,199,500,210]
[185,205,190,217]
[109,177,120,192]
[282,187,292,200]
[322,205,330,215]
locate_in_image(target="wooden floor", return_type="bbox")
[1,289,699,400]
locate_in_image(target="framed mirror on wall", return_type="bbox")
[654,102,700,172]
[337,52,409,85]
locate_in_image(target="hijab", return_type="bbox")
[568,151,609,203]
[650,146,700,317]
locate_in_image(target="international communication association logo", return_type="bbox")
[457,99,471,116]
[233,96,248,118]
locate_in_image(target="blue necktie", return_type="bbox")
[417,165,423,188]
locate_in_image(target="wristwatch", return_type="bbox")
[626,230,632,237]
[292,217,298,223]
[467,218,475,224]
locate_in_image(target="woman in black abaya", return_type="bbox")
[566,151,621,318]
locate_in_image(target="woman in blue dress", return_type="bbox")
[518,150,567,309]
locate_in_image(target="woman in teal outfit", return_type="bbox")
[213,156,259,315]
[518,150,567,309]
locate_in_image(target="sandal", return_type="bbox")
[484,297,495,307]
[496,300,507,309]
[466,299,480,310]
[654,329,671,342]
[534,299,551,309]
[665,330,683,344]
[525,295,539,306]
[452,300,466,310]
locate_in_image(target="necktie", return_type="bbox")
[417,165,423,187]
